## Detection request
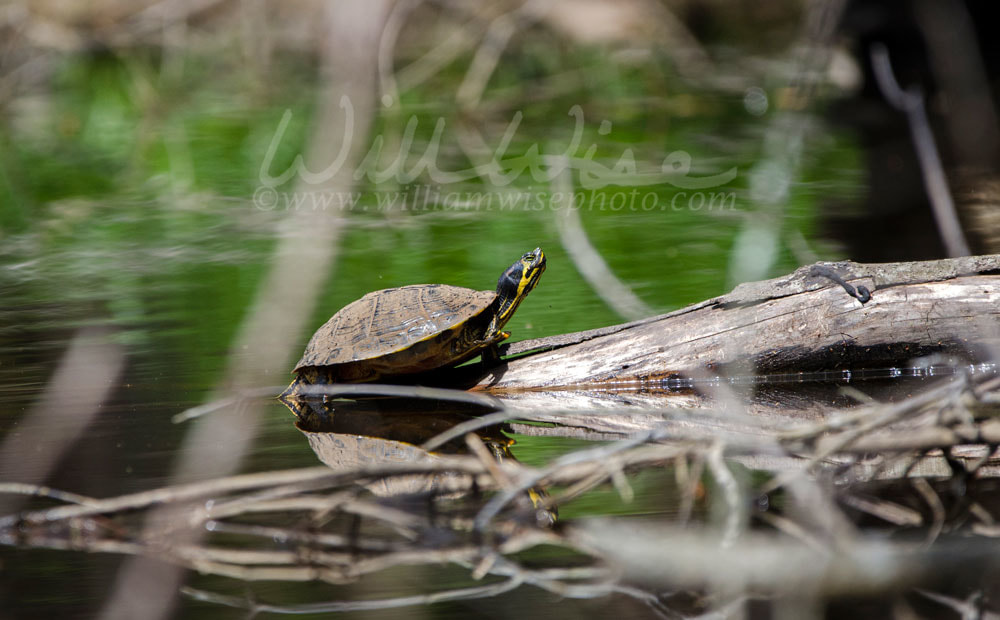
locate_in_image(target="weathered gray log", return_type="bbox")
[478,255,1000,391]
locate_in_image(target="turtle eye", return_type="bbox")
[520,249,544,269]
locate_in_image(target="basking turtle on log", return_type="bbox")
[281,248,545,400]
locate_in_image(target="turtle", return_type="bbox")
[281,248,546,399]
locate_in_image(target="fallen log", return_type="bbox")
[479,255,1000,391]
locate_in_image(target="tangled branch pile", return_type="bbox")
[4,371,1000,617]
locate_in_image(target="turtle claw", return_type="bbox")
[481,343,502,367]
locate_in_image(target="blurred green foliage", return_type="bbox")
[0,30,860,484]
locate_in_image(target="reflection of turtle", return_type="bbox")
[282,248,545,396]
[294,399,557,526]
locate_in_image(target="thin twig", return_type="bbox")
[911,478,946,546]
[707,442,743,549]
[550,154,655,321]
[182,576,525,614]
[870,43,971,257]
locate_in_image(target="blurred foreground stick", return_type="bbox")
[478,255,1000,391]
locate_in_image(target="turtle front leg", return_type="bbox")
[477,330,510,368]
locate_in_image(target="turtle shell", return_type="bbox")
[293,284,497,378]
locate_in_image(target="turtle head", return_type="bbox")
[492,248,546,330]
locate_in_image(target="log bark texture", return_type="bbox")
[477,255,1000,391]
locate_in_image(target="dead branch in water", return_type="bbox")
[481,254,1000,390]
